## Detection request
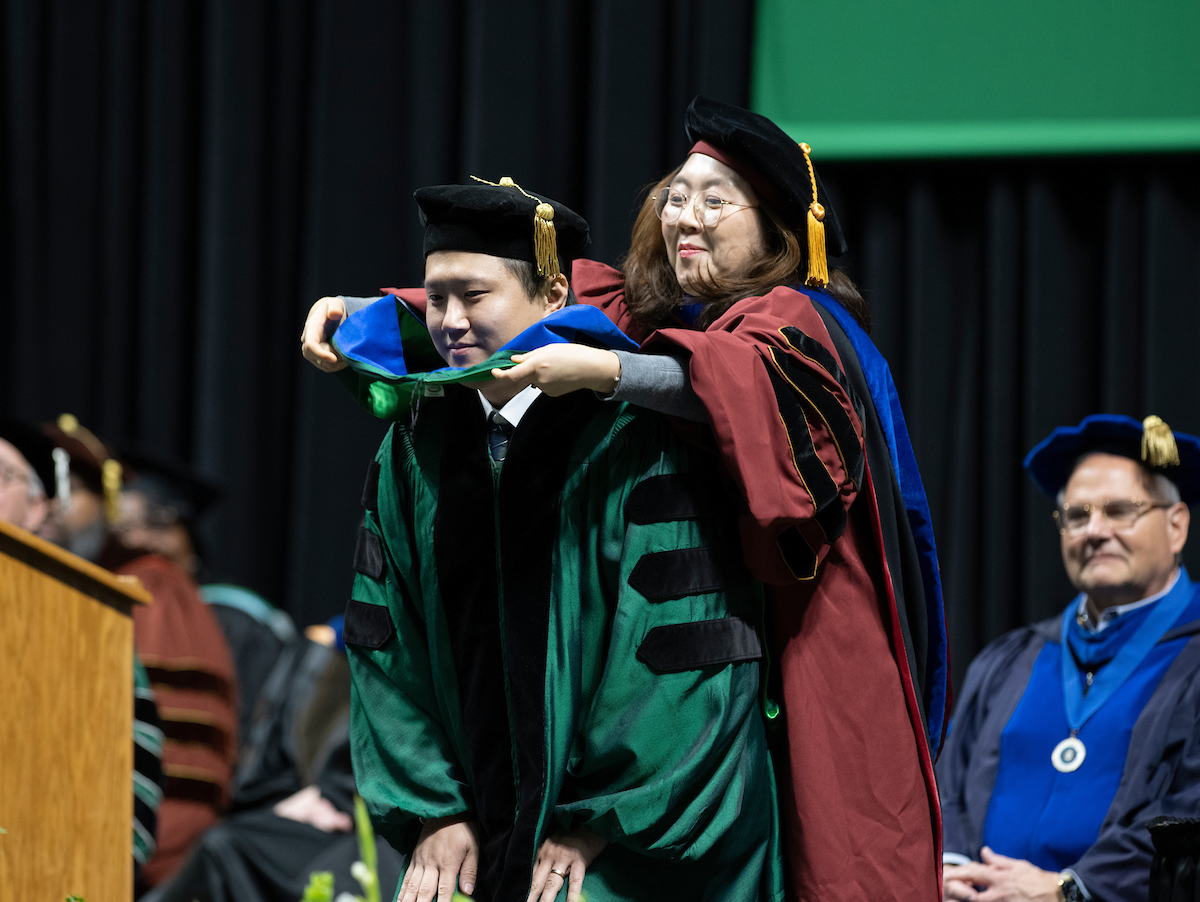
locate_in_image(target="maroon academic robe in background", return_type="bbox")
[115,552,239,887]
[572,260,943,902]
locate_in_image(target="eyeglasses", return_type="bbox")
[1052,498,1171,535]
[0,459,31,489]
[654,187,756,229]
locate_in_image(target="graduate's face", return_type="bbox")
[661,153,766,297]
[424,251,566,368]
[1060,454,1189,606]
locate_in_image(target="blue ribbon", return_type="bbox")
[1059,569,1195,732]
[494,304,639,356]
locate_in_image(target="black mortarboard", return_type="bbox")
[416,178,590,279]
[0,416,56,496]
[1024,414,1200,505]
[117,444,223,525]
[683,95,847,287]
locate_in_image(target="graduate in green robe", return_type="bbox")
[343,180,782,902]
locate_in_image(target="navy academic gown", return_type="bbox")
[938,576,1200,901]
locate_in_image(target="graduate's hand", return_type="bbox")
[271,784,353,832]
[400,814,480,902]
[942,847,1063,902]
[526,826,607,902]
[301,295,349,372]
[490,345,621,397]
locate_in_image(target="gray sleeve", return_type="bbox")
[604,350,708,423]
[337,295,382,317]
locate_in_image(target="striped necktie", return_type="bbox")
[488,411,515,462]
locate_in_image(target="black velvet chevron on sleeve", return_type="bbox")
[769,346,865,492]
[776,524,819,581]
[343,599,396,649]
[624,472,730,524]
[362,460,381,511]
[779,326,867,427]
[636,617,762,673]
[628,547,728,601]
[352,526,384,579]
[763,356,848,546]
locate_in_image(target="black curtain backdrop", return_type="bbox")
[0,0,753,627]
[3,2,1198,694]
[819,156,1200,690]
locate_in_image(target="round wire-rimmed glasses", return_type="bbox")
[654,187,756,229]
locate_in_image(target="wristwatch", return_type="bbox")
[1057,873,1082,902]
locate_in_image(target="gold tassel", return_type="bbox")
[472,175,559,277]
[533,203,559,278]
[798,143,828,288]
[1142,415,1180,467]
[102,458,123,524]
[806,203,828,288]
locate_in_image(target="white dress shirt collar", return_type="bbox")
[1078,567,1181,633]
[478,384,541,428]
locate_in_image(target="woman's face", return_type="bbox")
[661,153,766,296]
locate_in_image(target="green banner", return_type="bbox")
[752,0,1200,159]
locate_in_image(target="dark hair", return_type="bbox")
[620,167,870,332]
[500,257,557,299]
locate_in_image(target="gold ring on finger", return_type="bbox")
[550,868,567,878]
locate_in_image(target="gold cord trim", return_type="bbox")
[58,413,109,463]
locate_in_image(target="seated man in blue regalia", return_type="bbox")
[939,414,1200,902]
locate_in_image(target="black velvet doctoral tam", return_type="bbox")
[415,182,590,267]
[683,95,847,256]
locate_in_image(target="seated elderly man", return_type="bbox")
[0,417,53,535]
[939,414,1200,902]
[0,417,168,882]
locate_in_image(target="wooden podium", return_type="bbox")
[0,519,151,901]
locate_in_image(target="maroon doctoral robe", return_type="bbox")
[573,260,943,902]
[114,552,239,887]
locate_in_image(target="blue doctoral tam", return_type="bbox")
[1023,414,1200,506]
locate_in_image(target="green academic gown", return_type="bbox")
[344,385,783,902]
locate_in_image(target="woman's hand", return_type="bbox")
[300,296,349,372]
[490,345,621,397]
[525,826,607,902]
[399,814,480,902]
